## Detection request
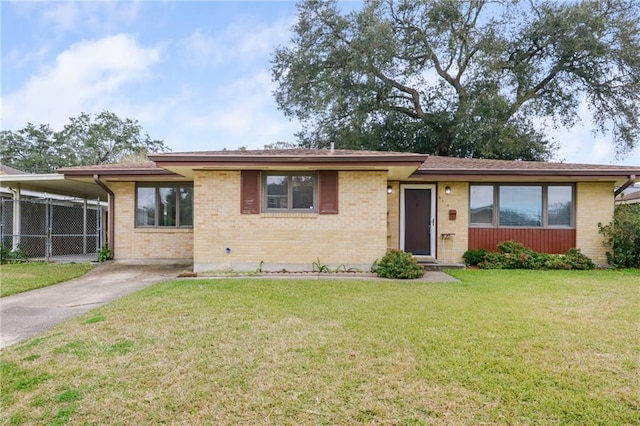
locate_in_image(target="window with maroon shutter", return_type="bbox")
[319,171,338,214]
[241,170,260,214]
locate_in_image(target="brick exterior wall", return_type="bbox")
[576,182,614,265]
[436,182,469,263]
[193,170,388,272]
[386,181,613,265]
[106,177,614,268]
[386,181,400,251]
[108,182,193,263]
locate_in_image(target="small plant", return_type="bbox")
[332,264,360,273]
[98,244,111,263]
[0,243,27,264]
[462,248,487,266]
[374,250,424,279]
[312,258,331,273]
[256,260,267,273]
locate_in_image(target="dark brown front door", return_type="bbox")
[404,189,431,255]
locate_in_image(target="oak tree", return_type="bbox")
[272,0,640,160]
[0,111,168,173]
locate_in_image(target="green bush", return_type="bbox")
[563,248,596,270]
[462,248,487,266]
[374,250,424,279]
[477,241,595,270]
[98,244,111,263]
[477,241,539,269]
[599,203,640,268]
[0,244,27,264]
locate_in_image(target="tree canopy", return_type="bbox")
[0,111,169,173]
[271,0,640,160]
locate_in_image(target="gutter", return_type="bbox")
[614,174,636,197]
[93,175,115,258]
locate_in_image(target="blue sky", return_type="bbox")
[1,1,638,166]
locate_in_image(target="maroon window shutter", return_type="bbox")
[319,171,338,214]
[241,171,260,214]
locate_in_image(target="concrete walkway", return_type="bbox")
[1,262,187,349]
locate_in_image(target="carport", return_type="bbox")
[0,172,108,262]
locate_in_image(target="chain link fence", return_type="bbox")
[1,197,103,261]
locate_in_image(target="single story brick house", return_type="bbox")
[58,149,638,271]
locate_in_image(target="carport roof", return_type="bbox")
[0,173,108,201]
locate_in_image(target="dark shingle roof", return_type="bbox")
[55,149,640,179]
[414,156,639,178]
[418,155,637,171]
[616,189,640,202]
[151,149,420,158]
[0,164,27,175]
[58,162,159,172]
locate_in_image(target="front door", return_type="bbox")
[401,186,435,256]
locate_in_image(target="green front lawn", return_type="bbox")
[1,270,638,424]
[0,262,94,297]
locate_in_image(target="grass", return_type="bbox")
[0,262,94,297]
[1,269,638,424]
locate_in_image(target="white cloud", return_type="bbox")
[155,70,299,152]
[2,34,161,130]
[40,2,141,34]
[546,99,639,165]
[4,45,51,70]
[41,2,79,32]
[182,16,293,66]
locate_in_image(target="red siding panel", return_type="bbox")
[240,170,260,214]
[318,170,339,214]
[469,228,576,253]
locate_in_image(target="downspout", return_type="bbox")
[93,175,115,258]
[614,174,636,197]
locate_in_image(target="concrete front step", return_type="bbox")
[417,261,466,271]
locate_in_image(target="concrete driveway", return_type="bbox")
[1,262,187,349]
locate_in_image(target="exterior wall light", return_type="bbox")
[445,186,452,195]
[387,185,393,194]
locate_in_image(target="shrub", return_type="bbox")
[0,244,27,264]
[462,248,487,266]
[599,203,640,268]
[98,244,111,263]
[496,241,539,269]
[563,248,596,270]
[374,250,424,279]
[477,241,595,270]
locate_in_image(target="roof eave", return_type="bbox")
[58,168,179,178]
[412,169,638,179]
[148,154,429,166]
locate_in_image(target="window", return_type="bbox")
[136,184,193,227]
[470,184,573,228]
[547,186,573,226]
[499,186,542,227]
[469,185,494,225]
[264,173,316,211]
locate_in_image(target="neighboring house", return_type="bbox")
[58,149,640,270]
[615,187,640,205]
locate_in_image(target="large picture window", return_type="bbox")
[470,184,573,228]
[136,184,193,227]
[263,173,316,212]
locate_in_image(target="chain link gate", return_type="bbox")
[1,197,103,261]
